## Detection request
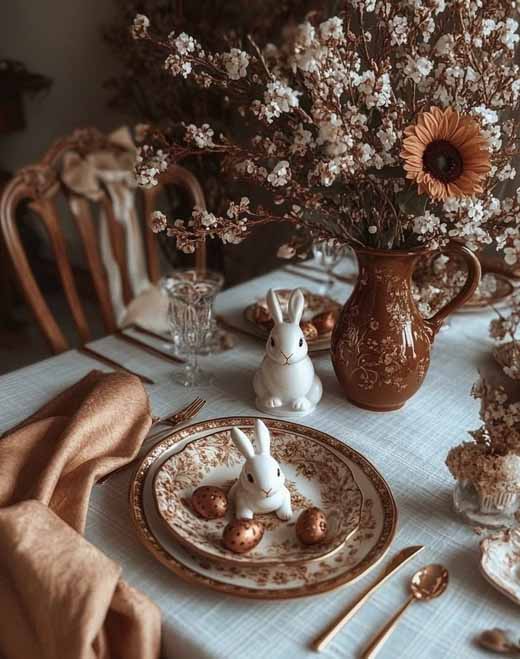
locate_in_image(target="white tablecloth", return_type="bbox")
[0,265,516,659]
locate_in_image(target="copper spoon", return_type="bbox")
[312,546,424,652]
[360,564,449,659]
[477,629,520,655]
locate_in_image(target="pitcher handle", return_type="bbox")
[425,243,481,336]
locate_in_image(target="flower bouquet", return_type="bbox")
[131,2,520,408]
[132,2,520,259]
[447,377,520,527]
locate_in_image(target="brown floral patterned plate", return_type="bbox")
[129,417,398,599]
[153,426,363,567]
[244,289,341,350]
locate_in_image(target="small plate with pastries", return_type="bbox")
[244,288,341,352]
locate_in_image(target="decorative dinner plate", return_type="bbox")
[153,426,363,566]
[480,529,520,606]
[129,417,398,599]
[244,289,341,351]
[461,273,514,312]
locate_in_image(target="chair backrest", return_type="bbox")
[0,127,206,354]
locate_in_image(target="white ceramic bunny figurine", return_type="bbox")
[228,419,292,520]
[253,288,323,417]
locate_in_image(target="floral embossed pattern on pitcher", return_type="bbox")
[331,244,481,412]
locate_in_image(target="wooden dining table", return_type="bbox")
[0,261,517,659]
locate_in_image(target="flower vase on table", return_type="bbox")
[452,480,520,529]
[331,243,481,411]
[447,377,520,528]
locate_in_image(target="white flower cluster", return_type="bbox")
[159,198,252,254]
[172,32,197,55]
[227,196,250,220]
[164,54,192,78]
[353,71,393,109]
[163,31,203,79]
[184,123,214,148]
[389,15,408,46]
[478,17,520,49]
[131,14,149,40]
[251,80,301,123]
[412,211,447,248]
[267,160,291,187]
[234,159,268,181]
[441,191,520,262]
[149,210,167,233]
[193,208,218,228]
[135,145,168,188]
[404,56,434,84]
[221,48,250,80]
[319,17,344,42]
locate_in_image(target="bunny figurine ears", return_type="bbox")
[253,287,323,418]
[231,418,271,458]
[267,288,304,325]
[229,419,293,520]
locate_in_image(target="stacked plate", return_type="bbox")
[129,417,398,599]
[243,289,341,352]
[461,273,514,312]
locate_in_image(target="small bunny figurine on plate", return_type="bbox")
[228,419,292,520]
[253,288,323,417]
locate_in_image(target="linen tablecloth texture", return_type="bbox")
[0,370,161,659]
[0,264,518,659]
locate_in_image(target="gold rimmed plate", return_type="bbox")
[129,417,398,599]
[152,425,363,567]
[459,273,514,312]
[480,529,520,606]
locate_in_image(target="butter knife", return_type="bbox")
[312,545,425,652]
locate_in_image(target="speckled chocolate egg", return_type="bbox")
[191,486,228,519]
[296,507,328,545]
[300,321,319,342]
[312,310,337,335]
[222,518,264,554]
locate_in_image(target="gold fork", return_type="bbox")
[151,398,206,428]
[98,398,206,484]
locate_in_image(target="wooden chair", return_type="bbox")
[0,127,206,354]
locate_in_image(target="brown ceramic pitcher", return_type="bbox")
[331,243,481,411]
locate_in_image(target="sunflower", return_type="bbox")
[400,107,491,201]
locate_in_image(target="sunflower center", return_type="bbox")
[422,139,463,184]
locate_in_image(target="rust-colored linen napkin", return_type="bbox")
[0,370,161,659]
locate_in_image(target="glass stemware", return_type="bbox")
[312,240,345,293]
[162,273,220,387]
[161,269,224,353]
